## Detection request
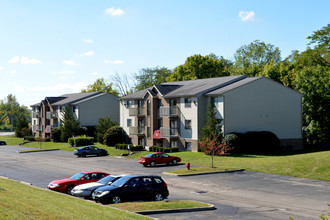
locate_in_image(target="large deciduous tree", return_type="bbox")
[135,67,172,91]
[81,78,119,96]
[166,53,232,82]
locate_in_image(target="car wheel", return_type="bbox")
[172,159,177,165]
[111,196,121,204]
[143,164,147,167]
[77,154,81,157]
[66,185,75,195]
[82,152,86,157]
[154,193,164,201]
[150,161,156,167]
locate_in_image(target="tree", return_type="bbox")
[15,115,29,138]
[232,40,281,79]
[81,78,119,96]
[166,54,232,82]
[111,73,135,97]
[60,105,80,142]
[103,126,123,146]
[95,117,118,143]
[200,97,223,143]
[135,67,172,91]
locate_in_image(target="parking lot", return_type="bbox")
[1,145,329,219]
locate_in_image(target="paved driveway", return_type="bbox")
[1,145,329,220]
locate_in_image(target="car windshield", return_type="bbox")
[144,154,154,157]
[70,172,86,180]
[110,176,131,187]
[97,175,119,184]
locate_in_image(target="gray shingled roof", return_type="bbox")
[206,77,262,96]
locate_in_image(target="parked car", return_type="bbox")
[74,146,108,157]
[47,171,109,195]
[139,152,181,167]
[92,175,169,204]
[71,174,126,199]
[0,140,6,145]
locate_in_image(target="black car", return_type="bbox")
[0,140,6,145]
[92,175,169,204]
[74,146,108,157]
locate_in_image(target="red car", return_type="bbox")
[139,152,181,167]
[47,171,109,195]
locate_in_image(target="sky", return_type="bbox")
[0,0,329,108]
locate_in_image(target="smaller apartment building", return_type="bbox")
[31,92,119,138]
[120,76,303,152]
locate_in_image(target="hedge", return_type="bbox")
[23,136,35,142]
[115,144,144,151]
[149,146,179,153]
[68,135,94,147]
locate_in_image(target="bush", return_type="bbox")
[68,135,94,147]
[223,133,240,153]
[51,127,62,142]
[230,131,280,154]
[23,136,35,141]
[115,144,129,150]
[35,137,50,142]
[149,146,179,153]
[130,145,144,151]
[104,126,123,146]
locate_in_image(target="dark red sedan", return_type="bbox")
[139,152,181,167]
[47,171,109,195]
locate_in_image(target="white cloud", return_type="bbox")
[92,71,98,75]
[83,39,93,43]
[75,51,95,56]
[8,56,20,64]
[106,7,124,16]
[104,59,124,64]
[9,56,42,64]
[54,70,76,74]
[63,59,78,65]
[238,11,255,22]
[0,66,3,71]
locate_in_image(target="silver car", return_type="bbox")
[71,175,125,198]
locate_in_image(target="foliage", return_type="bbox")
[50,127,62,142]
[15,114,29,137]
[0,94,30,131]
[115,144,144,151]
[95,117,118,143]
[201,97,223,143]
[166,53,232,82]
[232,40,281,78]
[23,136,36,141]
[81,77,119,96]
[68,135,94,147]
[60,105,81,142]
[198,136,223,168]
[103,126,123,146]
[223,133,241,150]
[111,72,136,97]
[135,66,172,91]
[148,146,179,153]
[319,204,330,220]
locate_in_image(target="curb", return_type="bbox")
[163,169,245,177]
[135,204,216,215]
[17,149,60,153]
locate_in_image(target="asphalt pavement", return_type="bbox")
[0,145,329,220]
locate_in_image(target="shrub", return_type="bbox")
[115,144,129,150]
[51,127,62,142]
[148,146,179,153]
[23,136,35,141]
[130,145,144,151]
[104,126,123,146]
[68,135,94,147]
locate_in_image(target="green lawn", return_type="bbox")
[2,135,330,181]
[0,177,150,220]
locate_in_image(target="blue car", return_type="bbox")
[74,146,108,157]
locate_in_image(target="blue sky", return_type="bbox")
[0,0,329,107]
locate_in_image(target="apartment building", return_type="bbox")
[120,76,303,152]
[31,92,119,138]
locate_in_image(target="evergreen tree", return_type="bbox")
[60,105,80,142]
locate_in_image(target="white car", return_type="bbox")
[71,174,125,198]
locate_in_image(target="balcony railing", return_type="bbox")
[129,126,145,136]
[51,112,58,118]
[46,111,51,120]
[129,107,145,117]
[32,112,40,118]
[32,125,41,132]
[160,127,178,138]
[45,125,52,133]
[159,106,178,117]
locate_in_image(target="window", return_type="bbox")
[185,142,192,151]
[185,120,192,129]
[147,127,151,138]
[158,119,163,129]
[158,99,162,108]
[126,100,133,108]
[170,140,177,148]
[127,119,132,127]
[185,98,191,107]
[147,100,151,115]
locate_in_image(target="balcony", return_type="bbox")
[129,107,145,117]
[51,112,58,118]
[160,127,178,138]
[159,106,178,117]
[32,112,40,118]
[129,126,145,136]
[45,125,52,133]
[32,125,41,132]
